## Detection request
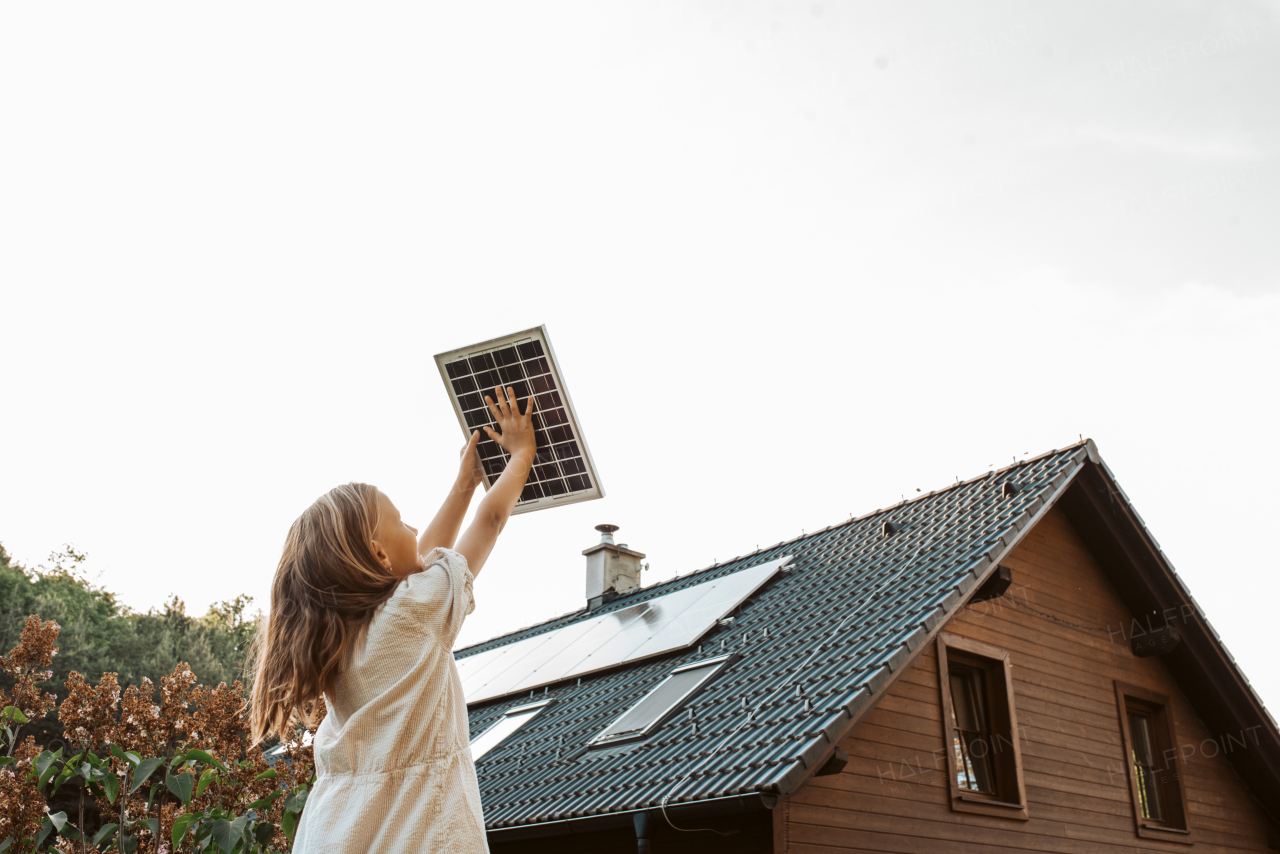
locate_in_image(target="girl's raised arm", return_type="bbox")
[416,431,485,557]
[453,386,536,579]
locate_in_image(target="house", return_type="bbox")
[460,440,1280,852]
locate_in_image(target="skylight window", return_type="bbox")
[470,699,552,762]
[590,655,734,747]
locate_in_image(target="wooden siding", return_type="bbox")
[782,505,1277,853]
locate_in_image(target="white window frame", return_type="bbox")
[590,654,734,747]
[469,698,553,762]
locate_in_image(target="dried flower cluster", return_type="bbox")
[1,615,319,852]
[1,616,60,727]
[0,737,46,852]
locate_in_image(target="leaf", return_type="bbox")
[282,787,308,812]
[211,818,244,854]
[92,823,119,848]
[0,835,11,854]
[51,765,76,795]
[108,744,141,767]
[48,811,68,832]
[254,767,278,781]
[195,767,218,799]
[254,822,274,845]
[281,810,298,842]
[35,751,60,787]
[130,757,165,794]
[1,705,29,724]
[120,831,139,854]
[33,818,53,849]
[246,790,283,811]
[171,813,198,848]
[102,773,120,804]
[181,748,227,771]
[166,771,195,805]
[0,757,12,768]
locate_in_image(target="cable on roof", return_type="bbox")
[996,592,1110,634]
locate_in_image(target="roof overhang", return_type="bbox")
[1056,455,1280,822]
[486,792,776,844]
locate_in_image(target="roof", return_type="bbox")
[461,440,1280,833]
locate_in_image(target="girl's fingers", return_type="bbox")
[521,394,534,418]
[494,385,510,419]
[505,386,516,416]
[484,394,501,422]
[461,430,479,457]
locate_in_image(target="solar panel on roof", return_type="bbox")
[457,555,791,705]
[434,325,603,514]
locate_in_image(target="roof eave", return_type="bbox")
[485,791,777,843]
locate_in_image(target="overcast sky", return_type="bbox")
[2,2,1277,709]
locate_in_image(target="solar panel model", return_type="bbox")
[434,326,604,515]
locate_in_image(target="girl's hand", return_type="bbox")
[483,385,536,462]
[457,430,484,491]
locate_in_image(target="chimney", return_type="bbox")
[584,523,646,611]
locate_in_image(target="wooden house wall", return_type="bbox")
[781,505,1277,853]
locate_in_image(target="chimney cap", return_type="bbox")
[595,523,620,534]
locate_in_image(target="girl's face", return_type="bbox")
[371,490,424,577]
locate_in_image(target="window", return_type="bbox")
[949,664,995,793]
[469,699,552,762]
[590,655,734,747]
[936,634,1028,819]
[1114,683,1192,843]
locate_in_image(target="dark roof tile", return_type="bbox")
[465,444,1093,827]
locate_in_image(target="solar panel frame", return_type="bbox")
[434,325,604,515]
[458,555,792,705]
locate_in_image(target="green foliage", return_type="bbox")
[0,543,258,697]
[0,614,316,853]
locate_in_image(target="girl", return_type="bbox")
[250,386,535,853]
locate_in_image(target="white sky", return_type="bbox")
[2,2,1277,712]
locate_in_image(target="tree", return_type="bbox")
[0,543,260,747]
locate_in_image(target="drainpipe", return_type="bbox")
[633,811,652,854]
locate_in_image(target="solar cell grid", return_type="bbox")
[437,330,598,512]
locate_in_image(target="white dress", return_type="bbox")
[294,547,488,853]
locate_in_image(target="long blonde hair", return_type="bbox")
[249,482,400,744]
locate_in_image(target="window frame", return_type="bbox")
[589,654,736,747]
[469,698,554,763]
[936,633,1029,820]
[1114,682,1193,844]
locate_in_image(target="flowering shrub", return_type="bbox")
[1,616,319,853]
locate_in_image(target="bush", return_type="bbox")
[0,616,318,853]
